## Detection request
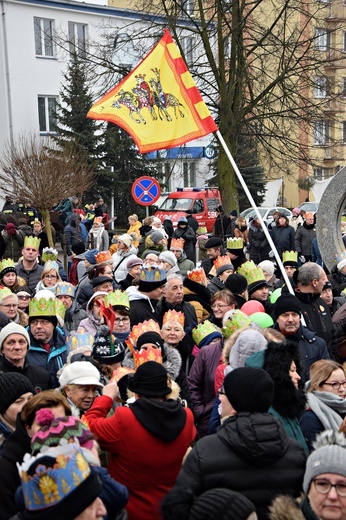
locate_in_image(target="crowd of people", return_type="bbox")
[1,199,346,519]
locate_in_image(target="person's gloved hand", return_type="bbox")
[299,255,306,263]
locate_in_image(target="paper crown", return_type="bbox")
[110,366,135,384]
[170,238,184,250]
[56,282,76,298]
[55,299,66,321]
[187,267,208,285]
[163,310,185,327]
[237,261,266,285]
[282,250,298,264]
[0,287,13,301]
[132,346,163,369]
[43,260,59,273]
[139,267,166,282]
[29,297,57,317]
[42,248,58,262]
[222,310,252,339]
[335,251,346,264]
[24,236,41,249]
[104,290,130,310]
[197,226,208,235]
[127,319,161,349]
[192,320,219,346]
[226,237,243,250]
[0,258,16,274]
[213,255,232,270]
[66,330,95,351]
[96,251,112,264]
[18,442,91,512]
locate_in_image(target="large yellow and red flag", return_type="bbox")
[87,29,217,153]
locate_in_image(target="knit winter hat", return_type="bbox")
[126,257,143,270]
[189,489,256,520]
[92,325,125,364]
[84,249,99,265]
[59,361,103,389]
[230,210,238,217]
[292,207,300,215]
[223,367,274,413]
[5,223,15,231]
[337,259,346,272]
[258,260,275,277]
[303,441,346,493]
[159,251,177,267]
[178,217,187,224]
[216,262,234,277]
[274,294,301,321]
[118,233,133,248]
[0,373,34,414]
[136,331,163,351]
[150,231,165,244]
[71,241,86,256]
[205,237,223,249]
[225,273,248,295]
[128,361,171,397]
[0,322,30,351]
[31,408,94,455]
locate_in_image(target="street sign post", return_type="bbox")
[131,177,161,206]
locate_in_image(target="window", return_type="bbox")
[314,28,330,51]
[207,198,220,212]
[342,78,346,97]
[342,121,346,143]
[183,162,196,186]
[34,17,54,57]
[313,168,332,180]
[343,32,346,52]
[38,96,58,133]
[314,120,330,145]
[182,36,194,67]
[314,76,330,98]
[68,22,87,58]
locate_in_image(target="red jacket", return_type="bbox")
[85,395,196,520]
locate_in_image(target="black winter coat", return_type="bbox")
[173,224,196,262]
[248,223,271,263]
[270,224,295,258]
[0,356,52,393]
[163,412,306,520]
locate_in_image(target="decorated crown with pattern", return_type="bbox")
[104,290,130,310]
[196,227,208,235]
[170,238,184,250]
[18,442,91,512]
[0,258,16,275]
[127,319,161,348]
[222,310,252,339]
[237,261,266,286]
[226,237,243,250]
[335,252,346,264]
[0,287,13,302]
[24,236,41,249]
[56,282,75,298]
[139,267,166,282]
[192,320,220,346]
[282,250,298,263]
[55,299,66,321]
[132,346,163,369]
[96,251,112,264]
[213,256,232,270]
[29,297,57,317]
[66,330,95,352]
[187,267,208,285]
[43,260,59,273]
[42,248,58,263]
[163,310,185,327]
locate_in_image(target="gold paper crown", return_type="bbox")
[43,260,59,272]
[56,282,75,298]
[197,227,208,235]
[336,251,346,264]
[282,250,298,263]
[163,310,185,327]
[24,236,41,249]
[213,256,232,270]
[0,258,16,272]
[55,299,66,321]
[192,320,219,346]
[29,297,57,317]
[104,290,130,310]
[0,287,13,301]
[187,267,208,285]
[170,238,184,250]
[127,319,161,349]
[132,346,162,370]
[96,251,112,264]
[226,237,243,250]
[222,310,252,339]
[66,330,94,351]
[41,248,58,262]
[139,267,166,282]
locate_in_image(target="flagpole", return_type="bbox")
[215,130,295,296]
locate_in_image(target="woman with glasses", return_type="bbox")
[209,290,237,328]
[0,288,28,326]
[300,360,346,451]
[35,260,61,295]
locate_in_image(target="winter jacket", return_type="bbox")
[214,214,229,238]
[173,224,196,262]
[183,278,211,323]
[247,223,271,264]
[329,265,346,296]
[177,253,195,277]
[154,298,198,333]
[269,495,316,520]
[1,230,25,262]
[63,221,88,255]
[188,339,224,438]
[270,224,295,258]
[26,326,67,388]
[15,259,44,294]
[119,273,136,291]
[295,223,316,257]
[68,254,86,285]
[196,234,208,262]
[164,412,306,520]
[311,237,323,266]
[85,395,196,520]
[77,292,106,337]
[64,299,88,332]
[127,286,160,326]
[112,247,138,282]
[207,276,226,298]
[127,221,142,247]
[0,355,52,393]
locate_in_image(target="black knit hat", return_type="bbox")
[223,367,274,413]
[92,325,125,364]
[248,279,268,296]
[136,331,163,351]
[128,361,171,397]
[274,294,301,321]
[71,241,86,256]
[92,276,113,289]
[225,274,248,295]
[189,489,256,520]
[205,237,222,249]
[0,372,34,414]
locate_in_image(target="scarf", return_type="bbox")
[90,225,104,251]
[306,390,346,431]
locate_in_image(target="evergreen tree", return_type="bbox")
[236,135,266,211]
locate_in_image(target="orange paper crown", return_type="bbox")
[170,238,184,250]
[187,267,207,285]
[213,256,232,270]
[132,347,163,369]
[163,310,185,327]
[127,319,161,349]
[96,251,112,264]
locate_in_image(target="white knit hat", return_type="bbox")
[0,322,30,351]
[159,251,177,267]
[337,259,346,272]
[59,361,103,389]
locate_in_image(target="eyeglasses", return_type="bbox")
[30,319,52,327]
[313,479,346,497]
[44,274,58,280]
[211,304,229,310]
[115,317,130,325]
[18,296,30,300]
[322,379,346,391]
[0,304,17,308]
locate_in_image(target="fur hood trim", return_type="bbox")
[269,496,305,520]
[222,326,261,364]
[123,345,182,382]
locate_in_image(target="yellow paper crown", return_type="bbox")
[104,290,130,310]
[226,237,243,250]
[0,287,13,302]
[132,346,163,369]
[197,227,208,235]
[96,251,112,264]
[127,319,161,349]
[29,297,56,317]
[163,310,185,327]
[55,299,66,321]
[24,236,41,249]
[0,258,16,273]
[170,238,184,250]
[41,248,58,262]
[238,261,265,285]
[187,267,208,285]
[213,255,232,270]
[192,320,219,346]
[222,310,252,339]
[282,250,298,263]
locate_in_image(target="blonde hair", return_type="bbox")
[41,264,61,282]
[309,359,344,392]
[128,214,138,222]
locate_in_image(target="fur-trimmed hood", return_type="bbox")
[222,326,260,364]
[223,327,267,370]
[269,496,306,520]
[123,344,182,382]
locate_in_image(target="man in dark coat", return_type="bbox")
[173,217,196,262]
[185,210,199,232]
[270,214,295,259]
[162,367,306,520]
[201,237,224,278]
[214,206,229,240]
[247,217,271,264]
[128,267,167,326]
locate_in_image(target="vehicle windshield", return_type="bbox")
[245,208,267,219]
[159,198,193,211]
[299,202,318,212]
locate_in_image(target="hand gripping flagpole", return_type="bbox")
[216,130,295,297]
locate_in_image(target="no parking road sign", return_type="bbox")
[131,176,161,206]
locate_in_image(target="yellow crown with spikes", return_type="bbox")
[96,251,112,264]
[132,347,163,369]
[226,237,243,250]
[187,267,208,285]
[24,236,40,249]
[41,248,58,263]
[213,256,232,270]
[0,287,13,301]
[237,261,265,285]
[29,297,56,317]
[104,290,130,310]
[55,299,66,321]
[170,238,184,250]
[127,319,161,348]
[163,310,185,327]
[282,250,298,263]
[192,320,219,346]
[222,310,252,339]
[139,267,166,282]
[0,258,16,273]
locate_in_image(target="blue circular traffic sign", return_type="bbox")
[131,176,161,206]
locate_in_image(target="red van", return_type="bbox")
[154,187,222,232]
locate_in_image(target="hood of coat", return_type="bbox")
[222,326,265,365]
[269,495,306,520]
